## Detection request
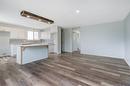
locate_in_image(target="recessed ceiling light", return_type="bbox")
[38,19,42,21]
[27,15,30,18]
[78,85,82,86]
[76,10,80,13]
[47,22,51,24]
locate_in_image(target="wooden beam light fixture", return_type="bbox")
[20,10,54,24]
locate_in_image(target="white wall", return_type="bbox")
[0,31,10,56]
[62,29,73,52]
[80,21,125,58]
[125,12,130,66]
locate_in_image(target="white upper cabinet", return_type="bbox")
[0,26,27,39]
[40,26,58,39]
[10,29,27,39]
[50,26,58,33]
[40,31,50,39]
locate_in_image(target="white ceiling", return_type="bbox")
[0,0,130,29]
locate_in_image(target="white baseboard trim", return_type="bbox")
[80,52,124,59]
[124,57,130,67]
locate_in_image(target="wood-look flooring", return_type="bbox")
[0,53,130,86]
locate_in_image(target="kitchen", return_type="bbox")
[0,24,61,64]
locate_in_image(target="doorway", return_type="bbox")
[72,28,80,54]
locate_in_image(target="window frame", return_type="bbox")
[27,31,39,40]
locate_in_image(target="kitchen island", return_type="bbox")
[17,44,48,64]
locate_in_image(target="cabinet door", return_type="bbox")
[11,45,17,56]
[10,30,18,39]
[17,30,27,39]
[50,26,58,33]
[10,29,27,39]
[41,32,50,39]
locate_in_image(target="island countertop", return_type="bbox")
[19,44,48,47]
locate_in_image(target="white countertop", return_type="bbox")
[19,44,48,47]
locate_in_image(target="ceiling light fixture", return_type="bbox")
[20,10,54,24]
[76,10,80,14]
[38,19,42,21]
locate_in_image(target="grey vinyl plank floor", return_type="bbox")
[0,53,130,86]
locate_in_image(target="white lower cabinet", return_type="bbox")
[11,45,18,56]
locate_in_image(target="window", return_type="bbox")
[27,31,33,40]
[34,32,39,40]
[27,31,39,40]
